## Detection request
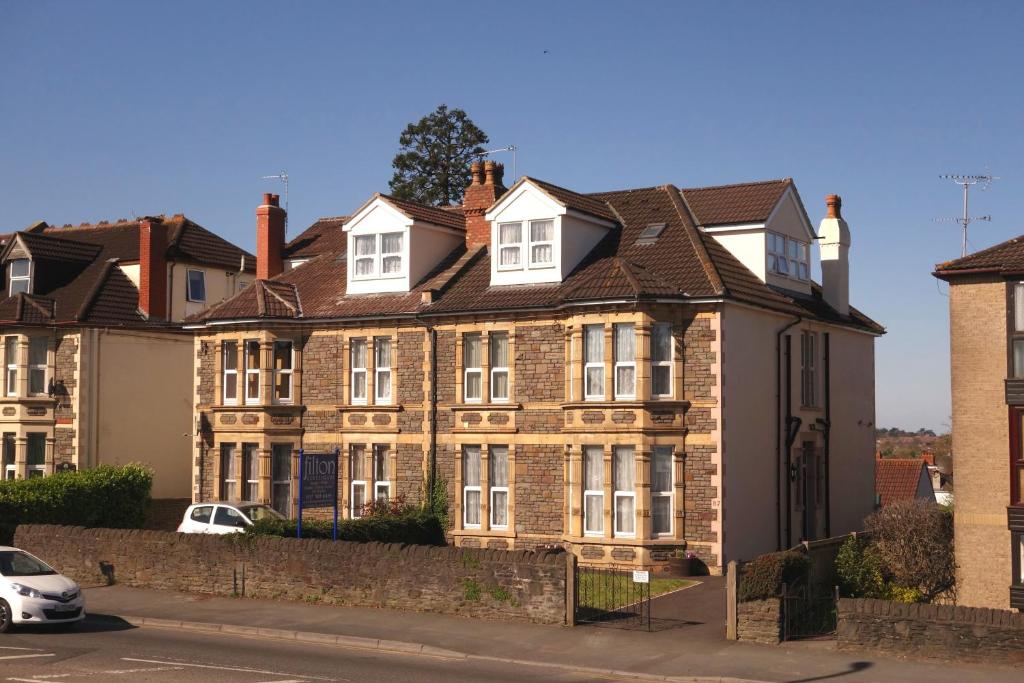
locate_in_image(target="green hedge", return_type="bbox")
[739,551,811,602]
[244,509,445,546]
[0,464,153,545]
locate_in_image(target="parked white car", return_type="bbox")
[0,547,85,633]
[176,502,285,535]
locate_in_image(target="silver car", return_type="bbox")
[176,502,285,534]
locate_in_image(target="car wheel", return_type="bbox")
[0,599,12,634]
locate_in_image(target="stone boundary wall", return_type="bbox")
[838,598,1024,663]
[737,599,783,643]
[15,525,569,625]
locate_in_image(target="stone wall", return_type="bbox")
[514,444,563,539]
[397,332,424,405]
[682,314,716,402]
[514,323,564,403]
[302,332,342,404]
[837,597,1024,664]
[684,443,719,567]
[15,524,570,625]
[737,598,783,644]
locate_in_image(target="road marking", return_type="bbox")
[255,680,309,683]
[100,667,185,675]
[0,654,56,661]
[0,647,45,651]
[121,658,338,681]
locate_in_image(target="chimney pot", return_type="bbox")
[463,161,508,247]
[825,194,842,219]
[262,193,273,205]
[484,160,496,185]
[470,161,484,186]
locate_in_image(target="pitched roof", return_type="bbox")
[189,180,883,335]
[933,234,1024,278]
[377,194,466,231]
[682,179,792,226]
[283,217,348,259]
[523,178,618,222]
[875,458,933,507]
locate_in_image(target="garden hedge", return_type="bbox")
[245,509,445,546]
[738,550,811,602]
[0,464,152,544]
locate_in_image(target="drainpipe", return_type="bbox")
[775,317,800,551]
[820,333,832,538]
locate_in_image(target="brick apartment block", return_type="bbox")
[187,165,883,573]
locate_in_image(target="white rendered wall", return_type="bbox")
[345,202,413,295]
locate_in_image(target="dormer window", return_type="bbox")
[497,220,556,271]
[498,223,522,269]
[353,233,403,279]
[767,232,809,281]
[9,259,30,296]
[529,220,554,266]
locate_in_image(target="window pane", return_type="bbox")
[614,324,635,362]
[499,223,521,245]
[530,220,553,242]
[29,337,46,366]
[10,259,29,277]
[586,367,604,396]
[465,489,481,526]
[463,446,480,486]
[10,279,29,295]
[29,369,45,395]
[274,341,292,370]
[188,270,206,301]
[585,494,603,533]
[375,338,390,368]
[584,447,603,490]
[247,372,260,399]
[584,325,603,363]
[381,233,402,254]
[1014,340,1024,379]
[351,483,365,516]
[1015,285,1024,332]
[376,371,391,400]
[351,445,365,480]
[271,445,291,480]
[374,445,388,481]
[491,371,508,400]
[382,256,401,274]
[355,235,376,256]
[531,244,553,263]
[490,332,508,367]
[491,490,508,527]
[614,447,634,490]
[615,496,635,534]
[464,334,481,368]
[489,446,509,487]
[465,371,481,400]
[652,324,671,363]
[653,497,671,535]
[652,367,671,396]
[499,246,521,266]
[652,447,672,493]
[246,341,261,369]
[26,433,45,466]
[2,434,14,467]
[275,372,291,400]
[352,372,366,400]
[351,339,366,369]
[223,342,238,370]
[354,258,374,276]
[616,367,635,396]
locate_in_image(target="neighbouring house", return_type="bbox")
[934,238,1024,610]
[0,216,253,499]
[874,455,935,507]
[186,165,882,573]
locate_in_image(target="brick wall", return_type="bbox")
[514,323,564,403]
[15,525,569,625]
[948,278,1012,609]
[837,598,1024,664]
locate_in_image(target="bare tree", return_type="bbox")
[865,499,955,602]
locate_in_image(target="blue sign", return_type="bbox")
[297,448,340,540]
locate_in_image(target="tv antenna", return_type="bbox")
[261,171,290,232]
[477,145,517,181]
[936,173,997,257]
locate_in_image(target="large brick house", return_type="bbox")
[0,216,253,498]
[935,239,1024,610]
[187,164,882,572]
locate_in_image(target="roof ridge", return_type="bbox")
[584,185,665,197]
[614,257,642,296]
[681,178,791,193]
[665,185,726,296]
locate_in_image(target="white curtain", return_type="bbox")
[489,333,507,367]
[584,325,603,363]
[614,447,634,490]
[355,235,376,255]
[375,338,390,368]
[499,222,521,245]
[614,324,635,362]
[351,340,366,369]
[350,445,365,480]
[530,220,553,242]
[463,446,480,486]
[381,233,402,254]
[463,334,481,368]
[489,446,508,487]
[652,447,672,493]
[584,448,603,490]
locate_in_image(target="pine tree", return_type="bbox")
[389,105,489,206]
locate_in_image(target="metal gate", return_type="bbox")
[781,583,838,641]
[574,566,651,631]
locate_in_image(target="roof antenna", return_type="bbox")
[936,172,997,257]
[261,171,290,233]
[476,146,517,181]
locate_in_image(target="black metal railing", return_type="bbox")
[575,566,651,631]
[781,582,838,641]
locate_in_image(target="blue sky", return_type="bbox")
[3,1,1023,432]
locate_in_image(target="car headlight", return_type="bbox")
[10,583,44,599]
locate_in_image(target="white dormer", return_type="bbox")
[343,195,464,295]
[485,179,615,287]
[703,184,817,295]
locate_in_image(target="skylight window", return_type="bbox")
[635,223,666,245]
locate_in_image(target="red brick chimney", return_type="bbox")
[138,217,168,320]
[463,160,506,247]
[257,193,285,280]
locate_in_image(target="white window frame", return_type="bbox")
[244,339,261,405]
[8,259,31,296]
[489,331,509,402]
[186,269,206,302]
[651,323,673,399]
[583,446,604,536]
[350,444,366,518]
[374,337,392,405]
[4,336,17,398]
[222,341,238,405]
[28,337,47,396]
[352,233,403,280]
[613,446,636,538]
[528,219,555,268]
[651,446,674,537]
[497,222,523,271]
[462,445,482,529]
[350,338,367,405]
[25,432,45,479]
[242,443,259,502]
[767,232,809,280]
[463,333,482,403]
[584,324,605,401]
[273,340,293,405]
[613,323,636,400]
[373,444,390,503]
[353,234,377,279]
[489,445,509,530]
[380,232,403,277]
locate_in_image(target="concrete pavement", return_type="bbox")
[76,582,1022,683]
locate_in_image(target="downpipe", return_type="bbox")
[775,317,801,551]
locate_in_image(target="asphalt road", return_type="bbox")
[0,616,635,683]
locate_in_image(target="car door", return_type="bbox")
[185,505,214,533]
[210,505,248,534]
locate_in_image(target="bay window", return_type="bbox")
[463,445,481,528]
[271,444,292,517]
[613,323,635,399]
[220,443,237,500]
[651,323,672,398]
[5,337,17,397]
[583,446,604,535]
[350,338,367,403]
[489,446,509,529]
[498,223,522,269]
[26,433,45,478]
[273,340,293,404]
[374,337,391,404]
[222,341,238,405]
[373,444,390,502]
[652,446,673,536]
[2,433,14,480]
[490,332,509,402]
[463,333,482,402]
[242,443,259,501]
[350,444,366,517]
[529,220,554,266]
[613,446,635,537]
[584,325,604,400]
[244,340,260,404]
[28,337,47,395]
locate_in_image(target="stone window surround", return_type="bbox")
[565,313,681,404]
[212,331,303,409]
[0,428,56,480]
[452,440,517,538]
[339,440,396,519]
[453,323,516,406]
[563,440,685,544]
[0,333,55,400]
[340,328,399,408]
[212,437,297,514]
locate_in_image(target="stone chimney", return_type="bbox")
[818,194,850,316]
[138,217,168,320]
[257,193,285,280]
[463,160,506,247]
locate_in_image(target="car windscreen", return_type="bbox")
[239,505,286,522]
[0,550,57,577]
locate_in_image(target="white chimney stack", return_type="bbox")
[818,194,850,317]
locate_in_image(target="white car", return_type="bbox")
[0,547,85,633]
[176,502,285,534]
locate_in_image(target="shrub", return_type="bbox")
[0,464,153,544]
[836,535,886,599]
[865,499,955,602]
[244,508,445,546]
[738,551,810,602]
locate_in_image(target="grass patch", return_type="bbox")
[576,571,695,612]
